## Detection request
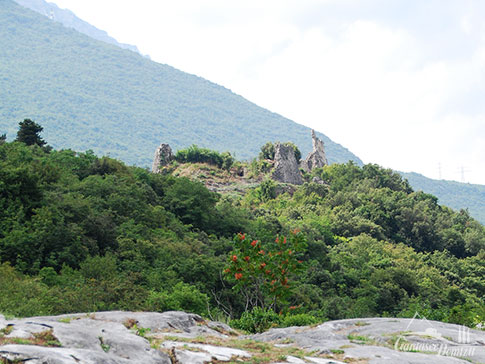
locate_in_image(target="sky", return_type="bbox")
[49,0,485,185]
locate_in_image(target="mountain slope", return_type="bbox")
[13,0,143,55]
[1,0,485,224]
[0,0,361,167]
[401,172,485,224]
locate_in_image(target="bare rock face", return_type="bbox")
[301,130,328,172]
[272,143,303,185]
[151,143,174,173]
[251,317,485,364]
[1,312,483,364]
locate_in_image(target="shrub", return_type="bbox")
[281,313,320,327]
[230,307,281,333]
[223,230,307,311]
[175,145,234,170]
[259,142,301,161]
[145,282,209,316]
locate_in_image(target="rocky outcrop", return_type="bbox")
[251,317,485,364]
[151,143,174,173]
[272,143,303,185]
[300,130,328,172]
[1,312,484,364]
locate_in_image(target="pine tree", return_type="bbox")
[15,119,47,147]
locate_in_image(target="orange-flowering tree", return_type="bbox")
[223,230,307,311]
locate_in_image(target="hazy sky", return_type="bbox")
[49,0,485,184]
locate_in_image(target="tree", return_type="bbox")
[224,230,307,311]
[259,141,301,161]
[259,142,275,160]
[15,119,47,147]
[0,134,6,145]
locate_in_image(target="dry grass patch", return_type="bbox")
[0,329,61,347]
[154,334,369,363]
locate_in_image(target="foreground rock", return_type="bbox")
[252,317,485,364]
[0,311,227,364]
[1,312,484,363]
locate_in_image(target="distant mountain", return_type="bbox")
[0,0,361,167]
[1,0,485,224]
[13,0,145,56]
[401,172,485,224]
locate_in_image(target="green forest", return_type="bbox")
[1,123,483,333]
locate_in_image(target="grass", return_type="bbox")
[98,336,110,353]
[0,329,61,347]
[330,349,345,354]
[0,326,13,336]
[347,334,375,344]
[151,334,366,364]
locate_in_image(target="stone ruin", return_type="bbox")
[151,129,328,185]
[271,129,328,185]
[151,143,174,173]
[271,143,303,185]
[300,129,328,172]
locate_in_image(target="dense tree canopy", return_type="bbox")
[0,137,483,328]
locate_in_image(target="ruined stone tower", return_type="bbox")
[151,143,174,173]
[300,129,328,173]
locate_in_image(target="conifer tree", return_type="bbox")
[15,119,47,147]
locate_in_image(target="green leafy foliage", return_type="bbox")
[259,142,301,161]
[175,145,234,170]
[230,307,281,333]
[0,134,483,328]
[224,231,307,311]
[230,307,320,333]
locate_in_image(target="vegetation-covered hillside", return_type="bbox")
[0,0,359,167]
[402,172,485,225]
[2,0,485,224]
[0,132,483,329]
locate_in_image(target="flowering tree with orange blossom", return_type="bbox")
[223,230,307,311]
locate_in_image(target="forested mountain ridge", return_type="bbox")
[1,0,484,224]
[0,0,360,167]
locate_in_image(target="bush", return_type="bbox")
[259,142,275,160]
[145,282,209,316]
[259,142,301,161]
[281,313,320,327]
[224,231,307,311]
[175,145,234,170]
[230,307,281,333]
